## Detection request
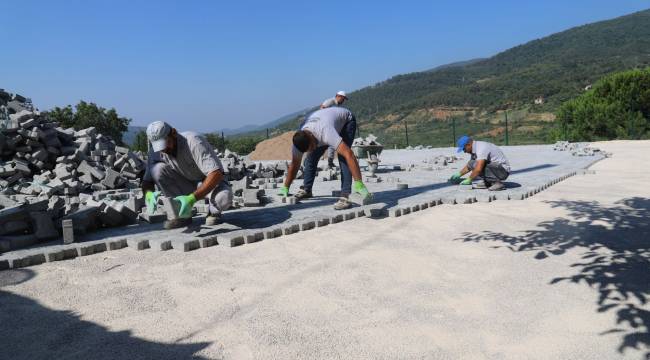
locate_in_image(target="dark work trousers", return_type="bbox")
[467,159,509,184]
[302,119,357,196]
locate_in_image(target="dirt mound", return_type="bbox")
[248,131,295,160]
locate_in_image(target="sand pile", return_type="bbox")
[249,131,295,160]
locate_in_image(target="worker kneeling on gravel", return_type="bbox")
[278,107,371,210]
[142,121,233,229]
[449,135,510,191]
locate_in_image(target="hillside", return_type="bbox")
[244,9,650,147]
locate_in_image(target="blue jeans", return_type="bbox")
[302,119,357,196]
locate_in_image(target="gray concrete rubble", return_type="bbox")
[552,141,611,157]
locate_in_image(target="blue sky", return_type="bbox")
[2,0,648,132]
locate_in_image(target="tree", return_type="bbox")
[131,130,149,153]
[555,67,650,141]
[45,101,131,144]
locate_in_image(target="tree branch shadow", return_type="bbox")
[457,197,650,357]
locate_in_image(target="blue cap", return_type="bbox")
[456,135,471,153]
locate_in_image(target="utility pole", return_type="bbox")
[452,117,457,147]
[505,111,509,146]
[221,131,225,152]
[266,128,269,139]
[404,121,409,147]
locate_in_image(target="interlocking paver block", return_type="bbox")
[330,214,343,223]
[0,259,9,270]
[388,208,401,217]
[317,217,330,227]
[127,238,150,250]
[107,238,127,250]
[344,211,356,220]
[222,232,245,247]
[300,221,315,231]
[149,238,172,251]
[172,239,200,252]
[199,235,219,248]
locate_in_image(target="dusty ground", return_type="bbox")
[0,140,648,360]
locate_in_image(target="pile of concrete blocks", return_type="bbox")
[552,141,570,151]
[404,145,433,150]
[553,141,608,157]
[421,154,460,170]
[0,89,151,252]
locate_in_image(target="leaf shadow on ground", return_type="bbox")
[0,269,212,360]
[457,197,650,357]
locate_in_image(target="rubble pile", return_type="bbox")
[405,145,433,150]
[552,141,609,157]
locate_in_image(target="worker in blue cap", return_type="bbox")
[449,135,511,191]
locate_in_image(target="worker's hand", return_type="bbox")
[145,191,161,214]
[175,193,197,218]
[460,178,472,186]
[278,185,289,197]
[353,180,372,199]
[449,172,462,183]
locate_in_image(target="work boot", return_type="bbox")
[205,214,220,226]
[163,217,192,230]
[294,189,313,200]
[333,197,352,210]
[488,182,505,191]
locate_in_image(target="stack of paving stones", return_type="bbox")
[0,89,147,253]
[420,154,460,171]
[352,133,382,147]
[552,141,609,157]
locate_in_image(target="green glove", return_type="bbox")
[460,178,472,186]
[278,185,289,197]
[175,193,197,218]
[353,180,371,198]
[145,191,161,214]
[449,172,462,183]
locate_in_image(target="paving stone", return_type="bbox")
[401,207,411,215]
[411,204,420,212]
[199,235,219,248]
[316,217,330,227]
[139,212,166,223]
[62,219,74,244]
[244,231,264,244]
[127,238,149,250]
[10,252,46,268]
[0,259,9,270]
[222,232,245,247]
[149,238,172,251]
[349,193,372,206]
[264,227,283,239]
[107,238,127,250]
[388,208,401,217]
[330,214,343,223]
[44,249,65,262]
[356,208,366,217]
[441,197,456,205]
[344,211,356,220]
[172,238,200,252]
[300,220,316,231]
[396,183,408,190]
[283,223,300,235]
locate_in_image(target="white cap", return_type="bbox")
[146,121,172,152]
[336,91,347,98]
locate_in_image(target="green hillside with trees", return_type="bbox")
[235,8,650,149]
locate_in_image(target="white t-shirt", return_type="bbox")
[144,131,223,183]
[292,107,352,158]
[321,97,340,108]
[472,140,511,172]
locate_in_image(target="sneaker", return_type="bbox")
[488,182,505,191]
[205,214,220,226]
[473,181,491,189]
[294,189,313,200]
[163,217,192,230]
[333,197,352,210]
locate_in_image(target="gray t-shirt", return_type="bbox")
[292,107,352,158]
[321,97,340,108]
[144,131,223,183]
[472,140,511,172]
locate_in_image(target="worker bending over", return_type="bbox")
[279,107,371,210]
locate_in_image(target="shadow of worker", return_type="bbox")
[0,269,211,360]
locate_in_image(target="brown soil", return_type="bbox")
[248,131,295,160]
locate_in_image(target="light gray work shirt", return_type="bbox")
[144,131,223,183]
[292,107,352,158]
[471,140,511,172]
[321,97,340,108]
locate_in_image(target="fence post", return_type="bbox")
[452,117,456,146]
[404,121,409,147]
[221,131,225,152]
[266,128,269,139]
[505,111,509,145]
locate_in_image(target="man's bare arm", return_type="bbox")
[283,156,302,188]
[336,142,362,181]
[194,170,224,199]
[468,159,486,180]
